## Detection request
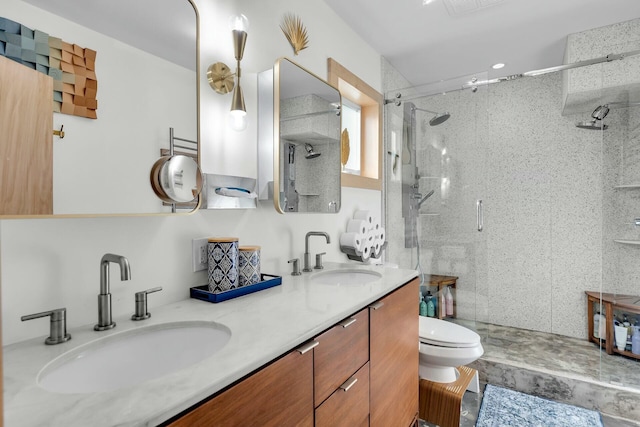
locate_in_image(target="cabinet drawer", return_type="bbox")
[314,308,369,407]
[168,348,313,427]
[315,362,369,427]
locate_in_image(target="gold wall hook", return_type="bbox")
[53,125,65,139]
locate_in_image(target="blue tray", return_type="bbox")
[190,274,282,303]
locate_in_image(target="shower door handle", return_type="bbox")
[477,199,483,232]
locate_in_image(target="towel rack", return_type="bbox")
[168,127,197,156]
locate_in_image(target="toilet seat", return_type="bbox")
[419,317,481,348]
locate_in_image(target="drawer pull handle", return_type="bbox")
[339,376,358,392]
[296,339,319,355]
[339,317,357,328]
[369,301,384,310]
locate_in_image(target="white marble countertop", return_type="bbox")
[4,262,417,427]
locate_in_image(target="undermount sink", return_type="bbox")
[38,321,231,394]
[310,269,382,285]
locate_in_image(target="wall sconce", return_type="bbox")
[207,14,249,131]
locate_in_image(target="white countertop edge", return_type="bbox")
[4,263,418,427]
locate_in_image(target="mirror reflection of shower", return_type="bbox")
[283,143,299,212]
[304,143,321,159]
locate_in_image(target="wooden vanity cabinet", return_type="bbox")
[370,278,419,427]
[315,362,370,427]
[314,308,369,426]
[168,348,314,427]
[167,278,418,427]
[313,308,369,407]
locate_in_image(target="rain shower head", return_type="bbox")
[412,106,451,126]
[576,119,608,130]
[304,143,321,159]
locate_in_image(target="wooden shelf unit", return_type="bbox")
[425,275,458,319]
[585,291,640,360]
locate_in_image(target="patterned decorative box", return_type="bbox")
[207,237,239,293]
[190,274,282,303]
[239,246,261,286]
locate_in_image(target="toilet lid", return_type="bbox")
[418,317,481,348]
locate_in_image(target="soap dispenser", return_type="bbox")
[419,294,427,317]
[426,292,435,318]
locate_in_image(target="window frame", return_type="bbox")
[328,58,382,191]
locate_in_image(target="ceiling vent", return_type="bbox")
[443,0,506,17]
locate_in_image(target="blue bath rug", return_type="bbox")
[476,384,603,427]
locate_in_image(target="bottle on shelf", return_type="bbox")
[624,315,632,351]
[445,286,454,316]
[632,327,640,355]
[426,291,435,318]
[419,292,427,317]
[594,311,607,339]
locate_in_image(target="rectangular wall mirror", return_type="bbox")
[259,57,342,214]
[1,0,199,217]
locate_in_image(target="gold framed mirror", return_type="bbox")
[1,0,199,217]
[271,57,342,214]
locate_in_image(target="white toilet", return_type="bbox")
[418,316,484,388]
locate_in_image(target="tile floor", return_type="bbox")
[419,319,640,426]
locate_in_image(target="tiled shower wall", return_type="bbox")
[383,67,605,340]
[382,19,639,340]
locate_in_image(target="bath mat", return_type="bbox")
[476,384,603,427]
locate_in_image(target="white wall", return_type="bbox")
[3,0,197,215]
[1,0,383,346]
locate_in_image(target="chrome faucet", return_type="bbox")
[303,232,330,272]
[95,253,131,331]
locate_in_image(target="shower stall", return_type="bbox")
[383,28,640,402]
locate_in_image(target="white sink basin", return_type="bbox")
[310,269,382,285]
[38,321,231,394]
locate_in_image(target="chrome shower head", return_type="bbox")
[304,143,321,159]
[576,119,608,130]
[429,112,451,126]
[412,106,451,126]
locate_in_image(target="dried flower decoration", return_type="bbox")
[280,13,309,55]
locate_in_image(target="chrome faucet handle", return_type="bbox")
[288,258,302,276]
[21,308,71,345]
[314,252,326,270]
[131,287,163,321]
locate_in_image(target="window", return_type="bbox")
[328,58,382,190]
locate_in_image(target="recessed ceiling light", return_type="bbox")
[423,0,436,5]
[492,63,505,70]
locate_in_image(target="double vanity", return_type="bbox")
[4,263,418,426]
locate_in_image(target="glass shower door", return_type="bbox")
[385,73,489,324]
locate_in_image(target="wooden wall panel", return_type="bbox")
[0,56,53,215]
